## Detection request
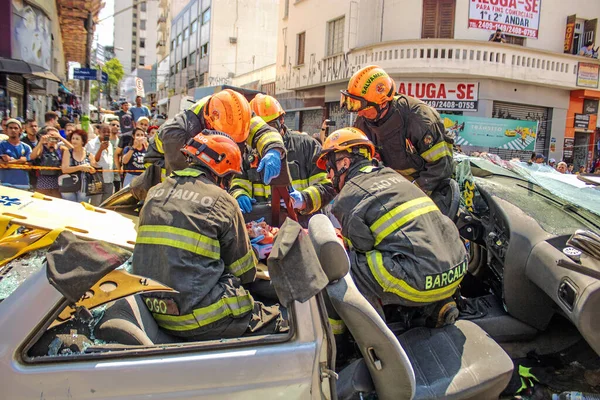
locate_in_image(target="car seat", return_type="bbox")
[308,214,514,400]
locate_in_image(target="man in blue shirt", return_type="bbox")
[129,96,151,123]
[0,119,32,190]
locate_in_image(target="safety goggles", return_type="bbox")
[340,90,378,112]
[325,154,347,173]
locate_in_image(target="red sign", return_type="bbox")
[468,0,541,39]
[396,81,479,112]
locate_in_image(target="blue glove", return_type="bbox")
[250,235,273,260]
[289,189,305,210]
[237,195,256,214]
[257,149,281,185]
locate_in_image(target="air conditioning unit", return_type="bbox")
[229,37,237,44]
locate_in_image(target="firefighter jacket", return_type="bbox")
[132,166,258,339]
[144,97,285,175]
[354,94,453,193]
[332,160,467,307]
[229,128,335,215]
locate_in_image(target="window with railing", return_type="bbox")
[327,17,344,56]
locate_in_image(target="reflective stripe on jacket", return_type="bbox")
[354,94,453,193]
[230,129,335,215]
[146,100,285,175]
[132,166,257,337]
[332,161,467,306]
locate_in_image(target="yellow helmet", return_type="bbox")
[249,94,285,123]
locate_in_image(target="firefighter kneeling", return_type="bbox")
[132,130,287,340]
[316,127,467,328]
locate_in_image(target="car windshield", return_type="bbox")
[459,154,600,219]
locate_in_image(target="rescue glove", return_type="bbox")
[251,235,274,260]
[237,195,256,214]
[289,189,306,210]
[257,149,281,185]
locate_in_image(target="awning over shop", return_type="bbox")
[0,57,45,74]
[25,71,61,83]
[59,84,73,94]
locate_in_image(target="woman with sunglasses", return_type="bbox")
[340,65,453,200]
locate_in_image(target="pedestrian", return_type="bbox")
[29,127,64,198]
[147,125,159,139]
[0,119,32,190]
[121,127,147,187]
[548,158,556,168]
[109,120,122,192]
[21,118,40,189]
[60,129,97,203]
[43,111,60,131]
[489,28,507,43]
[340,66,453,211]
[576,165,586,175]
[556,161,568,174]
[129,95,151,122]
[136,116,150,133]
[534,154,545,164]
[65,123,76,137]
[567,164,574,174]
[132,131,287,340]
[116,102,134,135]
[0,116,8,133]
[315,127,466,327]
[231,94,334,218]
[85,124,115,205]
[145,89,284,183]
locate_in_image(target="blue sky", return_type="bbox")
[96,0,115,47]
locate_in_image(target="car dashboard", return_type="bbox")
[472,175,600,356]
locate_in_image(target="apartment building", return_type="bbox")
[167,0,278,101]
[114,0,159,73]
[156,0,188,61]
[277,0,600,169]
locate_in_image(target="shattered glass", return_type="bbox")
[0,249,47,301]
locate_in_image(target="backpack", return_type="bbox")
[38,148,62,176]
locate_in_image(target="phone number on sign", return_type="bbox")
[469,20,538,38]
[424,100,477,110]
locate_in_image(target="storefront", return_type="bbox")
[565,89,600,171]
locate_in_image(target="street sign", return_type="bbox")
[135,77,145,97]
[102,71,108,84]
[73,68,98,80]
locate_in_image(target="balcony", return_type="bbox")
[156,40,166,49]
[281,39,600,91]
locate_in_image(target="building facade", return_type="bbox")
[114,0,159,73]
[167,0,278,102]
[276,0,600,170]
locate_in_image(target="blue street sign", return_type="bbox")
[102,71,108,83]
[73,68,98,80]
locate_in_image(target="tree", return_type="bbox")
[90,58,125,105]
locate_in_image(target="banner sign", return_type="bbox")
[135,77,145,97]
[564,14,577,54]
[563,138,574,159]
[468,0,541,39]
[574,114,590,129]
[441,114,539,151]
[397,81,479,111]
[577,62,600,88]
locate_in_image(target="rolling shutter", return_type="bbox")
[422,0,455,39]
[491,101,550,160]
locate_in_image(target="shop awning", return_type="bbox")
[25,71,61,83]
[0,57,46,74]
[59,84,73,94]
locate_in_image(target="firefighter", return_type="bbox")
[132,131,287,340]
[144,89,285,184]
[316,127,466,328]
[340,65,453,196]
[230,94,335,216]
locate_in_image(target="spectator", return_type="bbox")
[534,154,545,164]
[121,127,147,187]
[556,161,568,174]
[489,28,506,43]
[65,123,76,137]
[129,95,151,122]
[60,129,97,203]
[85,124,115,206]
[579,41,598,58]
[21,119,40,189]
[0,119,32,190]
[29,127,65,198]
[43,111,60,130]
[136,116,150,132]
[548,158,556,168]
[0,116,8,133]
[567,164,574,174]
[116,102,134,135]
[147,125,159,139]
[576,165,586,175]
[109,120,122,192]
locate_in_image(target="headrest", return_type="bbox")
[308,215,350,282]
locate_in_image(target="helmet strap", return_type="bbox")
[328,152,350,192]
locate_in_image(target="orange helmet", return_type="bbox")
[181,130,242,177]
[340,65,396,112]
[316,127,376,170]
[250,94,285,123]
[203,89,252,143]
